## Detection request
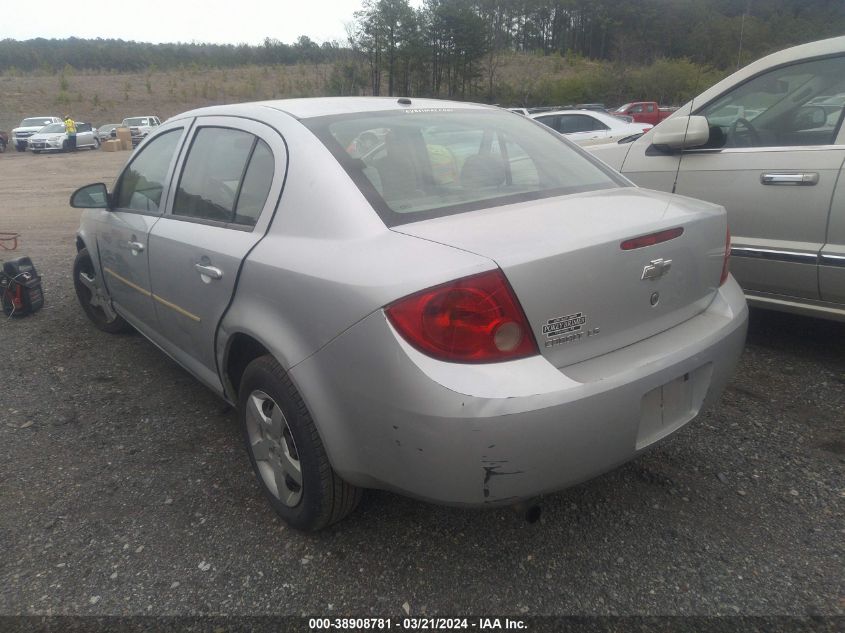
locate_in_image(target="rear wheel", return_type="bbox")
[73,248,132,334]
[238,355,361,531]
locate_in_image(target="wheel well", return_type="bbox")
[226,334,270,398]
[76,236,86,252]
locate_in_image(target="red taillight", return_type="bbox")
[621,227,684,250]
[385,269,539,363]
[720,227,731,285]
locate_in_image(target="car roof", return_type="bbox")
[171,97,495,122]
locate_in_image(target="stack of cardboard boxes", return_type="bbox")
[101,127,132,152]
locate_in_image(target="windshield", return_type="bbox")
[306,109,622,226]
[39,124,66,133]
[612,104,632,113]
[123,118,150,126]
[21,118,55,127]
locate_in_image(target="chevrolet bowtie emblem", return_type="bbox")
[641,258,672,281]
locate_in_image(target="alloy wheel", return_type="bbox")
[244,389,303,507]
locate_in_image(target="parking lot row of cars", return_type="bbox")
[3,115,162,152]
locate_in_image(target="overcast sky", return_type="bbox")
[4,0,408,46]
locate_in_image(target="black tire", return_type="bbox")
[32,150,41,154]
[73,248,132,334]
[92,138,100,150]
[238,355,361,531]
[0,139,6,153]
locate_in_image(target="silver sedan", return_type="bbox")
[28,122,99,152]
[69,98,747,530]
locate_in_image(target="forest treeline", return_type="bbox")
[1,0,843,107]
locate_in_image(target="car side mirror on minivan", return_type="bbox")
[651,115,710,151]
[70,182,110,209]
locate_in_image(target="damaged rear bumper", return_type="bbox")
[290,278,748,506]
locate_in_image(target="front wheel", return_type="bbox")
[73,248,132,334]
[238,355,361,531]
[92,138,100,150]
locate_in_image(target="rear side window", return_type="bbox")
[234,140,274,226]
[559,114,607,133]
[306,109,621,226]
[173,127,274,226]
[114,128,182,213]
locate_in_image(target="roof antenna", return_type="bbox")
[737,0,752,70]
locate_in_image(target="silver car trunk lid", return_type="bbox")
[392,188,727,368]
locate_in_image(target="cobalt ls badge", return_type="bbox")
[542,311,599,348]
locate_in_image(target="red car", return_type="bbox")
[610,101,677,126]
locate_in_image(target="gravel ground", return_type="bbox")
[0,149,842,619]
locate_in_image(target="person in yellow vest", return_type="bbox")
[63,115,77,152]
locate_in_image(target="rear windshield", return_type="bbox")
[124,118,150,126]
[305,108,623,226]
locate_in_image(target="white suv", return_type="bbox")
[11,116,62,151]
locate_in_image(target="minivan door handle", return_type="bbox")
[126,241,145,252]
[195,263,223,280]
[760,172,818,185]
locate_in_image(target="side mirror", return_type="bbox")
[651,115,710,150]
[70,183,110,209]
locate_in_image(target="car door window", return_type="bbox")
[173,127,256,223]
[699,55,845,148]
[559,115,607,133]
[535,115,560,132]
[233,139,275,226]
[114,129,183,213]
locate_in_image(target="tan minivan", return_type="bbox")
[591,36,845,322]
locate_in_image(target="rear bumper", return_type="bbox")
[290,278,748,506]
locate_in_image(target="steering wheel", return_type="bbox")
[728,117,761,147]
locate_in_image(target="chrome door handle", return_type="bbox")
[760,172,818,185]
[195,263,223,280]
[127,241,145,252]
